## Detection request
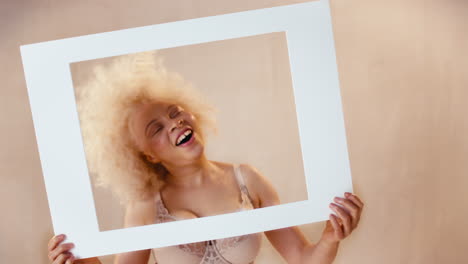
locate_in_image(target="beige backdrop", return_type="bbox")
[1,0,467,263]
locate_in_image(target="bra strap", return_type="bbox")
[233,164,246,186]
[233,164,252,205]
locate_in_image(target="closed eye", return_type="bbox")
[169,109,181,119]
[149,123,163,137]
[168,105,183,119]
[172,111,181,119]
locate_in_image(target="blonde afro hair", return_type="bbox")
[75,51,216,204]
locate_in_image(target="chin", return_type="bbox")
[190,141,205,160]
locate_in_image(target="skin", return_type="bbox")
[48,102,364,264]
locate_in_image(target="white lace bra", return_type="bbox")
[152,164,262,264]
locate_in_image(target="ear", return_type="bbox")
[143,153,160,164]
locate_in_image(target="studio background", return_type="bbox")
[1,0,467,263]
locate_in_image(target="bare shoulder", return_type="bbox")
[238,164,263,185]
[238,163,280,208]
[124,196,156,228]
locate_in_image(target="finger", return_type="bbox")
[53,252,71,264]
[334,197,359,213]
[330,214,344,239]
[334,197,359,227]
[335,216,343,226]
[330,203,352,236]
[65,255,75,264]
[345,193,364,209]
[48,234,65,252]
[49,243,74,261]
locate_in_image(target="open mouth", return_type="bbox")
[175,129,193,146]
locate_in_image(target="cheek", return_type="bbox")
[186,114,198,126]
[149,134,176,157]
[150,136,166,150]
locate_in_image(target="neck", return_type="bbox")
[161,155,216,187]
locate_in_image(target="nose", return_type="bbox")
[170,119,184,132]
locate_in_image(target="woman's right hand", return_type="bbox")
[48,235,101,264]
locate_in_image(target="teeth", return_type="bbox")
[176,130,192,145]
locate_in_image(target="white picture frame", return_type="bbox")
[20,0,352,258]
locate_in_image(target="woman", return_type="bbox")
[47,52,363,264]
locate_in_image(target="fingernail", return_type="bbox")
[345,192,351,197]
[334,197,341,202]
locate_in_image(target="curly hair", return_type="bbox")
[75,51,216,204]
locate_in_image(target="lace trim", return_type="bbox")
[215,234,249,256]
[155,197,177,223]
[201,241,232,264]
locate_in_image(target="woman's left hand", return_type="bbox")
[321,192,364,244]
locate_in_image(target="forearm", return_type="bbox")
[300,240,339,264]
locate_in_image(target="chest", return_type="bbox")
[161,179,245,218]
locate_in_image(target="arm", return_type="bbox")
[300,193,364,264]
[240,164,363,264]
[113,197,156,264]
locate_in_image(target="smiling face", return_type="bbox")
[128,101,205,167]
